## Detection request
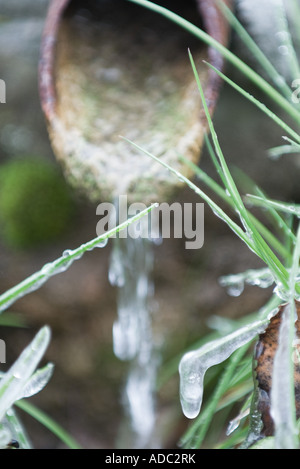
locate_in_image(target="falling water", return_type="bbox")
[108,215,159,448]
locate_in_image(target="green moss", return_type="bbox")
[0,157,75,248]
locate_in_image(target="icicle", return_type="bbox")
[179,318,269,419]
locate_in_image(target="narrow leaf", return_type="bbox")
[0,326,51,421]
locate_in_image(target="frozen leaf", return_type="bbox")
[19,363,54,400]
[0,422,12,448]
[4,407,31,449]
[0,326,51,421]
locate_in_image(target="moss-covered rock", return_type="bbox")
[0,157,75,248]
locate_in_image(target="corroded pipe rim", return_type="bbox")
[39,0,232,125]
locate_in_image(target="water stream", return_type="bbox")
[108,219,160,448]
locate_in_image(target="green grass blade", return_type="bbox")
[15,400,82,449]
[281,136,300,150]
[268,144,300,159]
[127,0,300,125]
[181,155,290,261]
[246,195,300,218]
[188,52,290,290]
[204,61,300,145]
[188,52,252,228]
[122,137,256,251]
[204,134,228,189]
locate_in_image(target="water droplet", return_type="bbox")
[219,276,244,297]
[55,256,74,274]
[96,238,108,248]
[62,249,73,258]
[13,370,22,379]
[278,45,289,56]
[177,174,186,183]
[41,263,52,275]
[226,408,250,436]
[273,284,289,302]
[227,281,244,297]
[276,31,289,41]
[246,271,274,289]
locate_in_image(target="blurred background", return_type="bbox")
[0,0,299,448]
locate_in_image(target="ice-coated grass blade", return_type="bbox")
[0,204,157,314]
[203,61,300,145]
[5,407,32,449]
[268,144,300,159]
[246,195,300,218]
